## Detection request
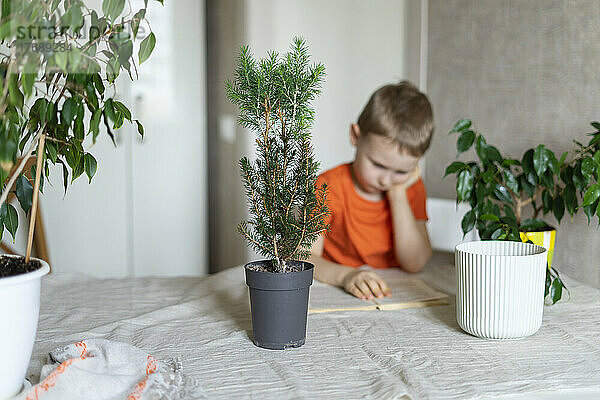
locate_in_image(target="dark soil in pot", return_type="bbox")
[245,260,303,273]
[0,256,41,278]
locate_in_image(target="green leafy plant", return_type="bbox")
[0,0,161,242]
[226,37,329,273]
[445,118,600,304]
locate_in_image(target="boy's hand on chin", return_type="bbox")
[387,165,421,200]
[342,270,391,300]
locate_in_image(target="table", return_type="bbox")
[26,252,600,399]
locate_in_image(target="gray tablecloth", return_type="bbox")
[27,252,600,399]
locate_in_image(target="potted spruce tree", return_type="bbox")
[0,0,159,397]
[226,38,329,350]
[445,118,600,305]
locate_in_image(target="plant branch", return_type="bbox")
[520,186,544,208]
[0,129,44,208]
[239,226,271,256]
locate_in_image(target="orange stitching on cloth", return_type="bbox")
[25,341,88,399]
[75,341,87,359]
[127,355,158,399]
[127,376,149,400]
[25,358,77,400]
[146,356,157,375]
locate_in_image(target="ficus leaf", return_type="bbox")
[547,150,560,175]
[68,47,82,71]
[501,158,520,167]
[15,174,33,214]
[456,169,474,202]
[444,161,466,177]
[132,9,146,39]
[582,184,600,207]
[520,218,549,231]
[46,141,57,163]
[4,204,18,241]
[456,130,475,154]
[102,0,126,21]
[117,40,134,66]
[542,190,553,213]
[494,184,513,204]
[475,135,487,163]
[461,210,476,236]
[104,98,116,123]
[502,170,518,193]
[84,153,98,183]
[22,72,35,98]
[533,144,549,178]
[135,120,144,138]
[113,101,132,120]
[479,213,499,222]
[581,157,595,181]
[553,194,565,223]
[545,269,552,298]
[72,155,85,182]
[583,199,598,224]
[503,205,517,226]
[55,50,68,72]
[450,118,471,133]
[563,184,577,216]
[485,145,503,163]
[138,32,156,64]
[542,169,554,188]
[90,109,102,142]
[62,97,76,125]
[550,278,563,304]
[65,145,80,170]
[8,73,24,109]
[521,149,534,176]
[107,56,120,82]
[491,228,504,240]
[572,166,587,192]
[558,151,568,167]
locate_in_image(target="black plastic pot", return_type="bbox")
[244,260,314,350]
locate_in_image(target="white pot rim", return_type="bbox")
[0,255,50,287]
[455,240,547,257]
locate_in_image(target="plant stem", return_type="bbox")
[0,129,44,208]
[25,134,45,263]
[273,236,281,271]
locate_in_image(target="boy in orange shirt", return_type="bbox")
[309,81,434,300]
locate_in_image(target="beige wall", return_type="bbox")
[425,0,600,287]
[206,0,250,273]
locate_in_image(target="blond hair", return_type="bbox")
[357,81,434,156]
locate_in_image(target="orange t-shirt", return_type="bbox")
[316,163,428,269]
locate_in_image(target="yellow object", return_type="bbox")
[520,229,556,268]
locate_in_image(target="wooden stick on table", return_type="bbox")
[25,134,45,263]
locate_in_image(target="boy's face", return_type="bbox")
[350,124,420,198]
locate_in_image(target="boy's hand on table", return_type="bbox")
[342,270,391,300]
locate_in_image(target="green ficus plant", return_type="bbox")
[226,37,329,273]
[0,0,161,242]
[445,118,600,304]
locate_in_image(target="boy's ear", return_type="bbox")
[350,123,361,146]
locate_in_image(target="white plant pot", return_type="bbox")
[455,241,547,339]
[0,256,49,399]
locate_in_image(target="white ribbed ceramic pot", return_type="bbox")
[455,241,547,339]
[0,256,50,399]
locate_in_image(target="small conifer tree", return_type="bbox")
[226,38,329,273]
